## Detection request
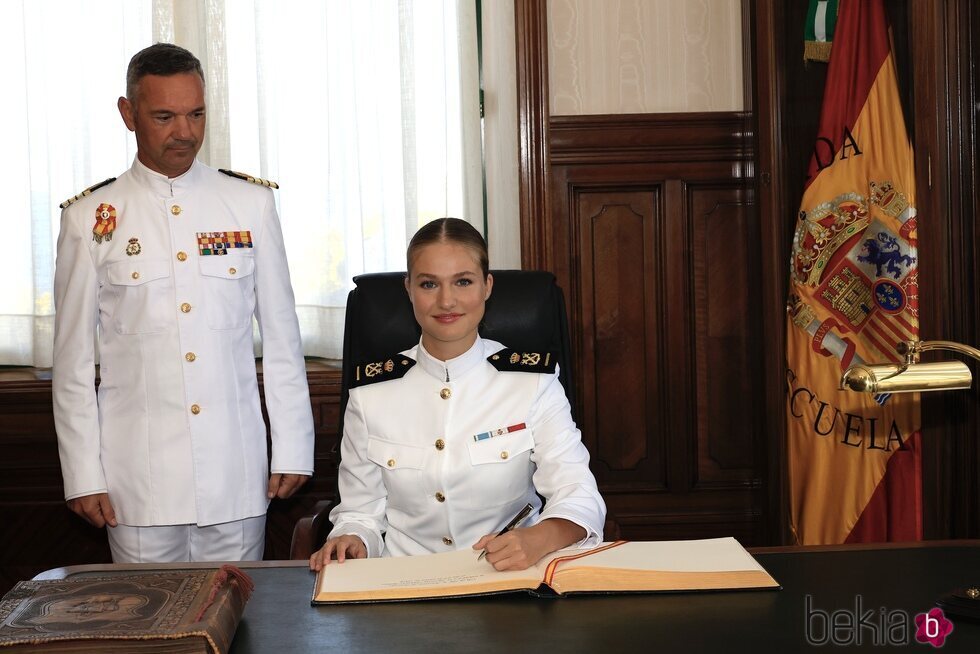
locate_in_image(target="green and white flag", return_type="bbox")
[804,0,839,62]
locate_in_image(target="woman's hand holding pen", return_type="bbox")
[473,518,587,571]
[309,534,367,571]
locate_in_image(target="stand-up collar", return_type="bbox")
[129,157,203,197]
[415,337,492,383]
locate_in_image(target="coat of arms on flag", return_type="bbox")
[786,0,922,545]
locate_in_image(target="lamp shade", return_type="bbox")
[840,360,972,394]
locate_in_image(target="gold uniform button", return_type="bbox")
[180,302,192,313]
[442,537,453,546]
[170,205,182,216]
[500,451,509,460]
[229,267,237,275]
[435,439,445,451]
[176,251,188,262]
[435,492,445,503]
[131,272,140,280]
[440,388,451,400]
[190,404,201,415]
[387,459,395,468]
[185,352,196,362]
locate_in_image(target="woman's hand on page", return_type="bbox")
[473,528,540,570]
[473,518,586,571]
[309,535,367,571]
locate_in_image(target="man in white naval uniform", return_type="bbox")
[52,43,314,562]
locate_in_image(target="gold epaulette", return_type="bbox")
[351,356,416,388]
[219,169,279,189]
[59,177,117,209]
[487,349,557,374]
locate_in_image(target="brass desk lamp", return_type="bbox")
[839,340,975,394]
[840,339,980,619]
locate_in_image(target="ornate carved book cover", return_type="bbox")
[0,565,253,653]
[312,537,780,604]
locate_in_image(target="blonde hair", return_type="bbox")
[407,218,489,278]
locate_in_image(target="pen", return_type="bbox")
[477,502,535,561]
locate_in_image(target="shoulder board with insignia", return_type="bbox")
[351,356,416,389]
[219,169,279,189]
[59,177,117,209]
[487,349,557,374]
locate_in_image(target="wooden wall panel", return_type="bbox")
[908,0,980,539]
[548,112,766,545]
[576,191,665,486]
[0,367,342,597]
[688,183,760,486]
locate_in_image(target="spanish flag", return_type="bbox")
[787,0,921,545]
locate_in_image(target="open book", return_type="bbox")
[312,537,779,604]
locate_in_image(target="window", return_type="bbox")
[0,0,482,365]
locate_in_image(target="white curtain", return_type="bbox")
[0,0,482,365]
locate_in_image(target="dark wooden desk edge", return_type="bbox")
[748,538,980,554]
[33,559,310,580]
[32,539,980,581]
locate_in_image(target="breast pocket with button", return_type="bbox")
[461,428,535,508]
[366,437,427,510]
[198,253,256,330]
[105,258,173,334]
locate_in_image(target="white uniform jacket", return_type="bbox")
[52,158,314,527]
[328,337,606,557]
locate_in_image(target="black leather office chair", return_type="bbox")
[337,270,577,431]
[288,270,616,559]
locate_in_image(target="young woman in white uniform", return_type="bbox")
[310,218,605,572]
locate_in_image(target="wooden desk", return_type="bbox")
[35,542,980,653]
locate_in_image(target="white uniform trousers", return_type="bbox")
[106,516,266,563]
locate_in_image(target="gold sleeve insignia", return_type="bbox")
[219,169,279,189]
[59,177,117,209]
